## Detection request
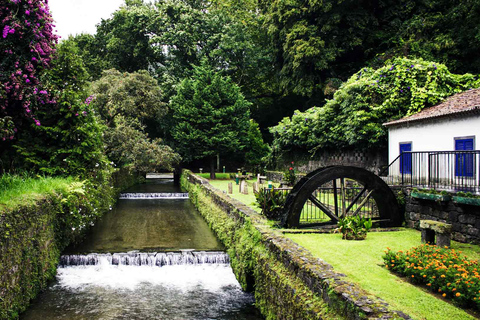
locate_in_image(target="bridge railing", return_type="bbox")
[380,150,480,194]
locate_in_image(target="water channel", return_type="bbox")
[22,179,263,319]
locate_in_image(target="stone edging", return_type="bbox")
[184,171,411,320]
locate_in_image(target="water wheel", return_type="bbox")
[281,166,402,228]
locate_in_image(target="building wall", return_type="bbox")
[388,115,480,163]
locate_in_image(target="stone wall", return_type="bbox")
[276,149,388,175]
[404,191,480,244]
[0,168,142,319]
[182,170,411,320]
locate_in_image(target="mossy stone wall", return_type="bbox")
[0,168,142,319]
[182,170,411,320]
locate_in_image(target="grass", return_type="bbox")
[197,172,232,180]
[0,173,74,212]
[286,229,480,320]
[208,178,262,213]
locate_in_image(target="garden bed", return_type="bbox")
[287,230,480,320]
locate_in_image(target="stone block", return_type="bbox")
[467,227,479,237]
[458,215,475,225]
[449,212,458,223]
[453,232,467,243]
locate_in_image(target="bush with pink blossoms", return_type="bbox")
[0,0,58,141]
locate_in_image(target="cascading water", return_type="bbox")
[119,192,189,199]
[21,178,263,319]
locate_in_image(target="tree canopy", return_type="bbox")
[270,58,480,155]
[92,69,180,172]
[170,66,251,177]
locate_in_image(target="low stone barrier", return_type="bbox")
[405,190,480,244]
[0,168,142,319]
[182,170,411,320]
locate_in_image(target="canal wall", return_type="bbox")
[181,170,410,320]
[0,168,142,319]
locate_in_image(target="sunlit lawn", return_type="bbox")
[0,173,73,211]
[287,230,480,320]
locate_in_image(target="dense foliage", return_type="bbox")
[0,0,58,141]
[384,244,480,309]
[170,66,251,177]
[259,0,480,97]
[245,120,270,172]
[271,58,480,155]
[91,69,180,172]
[13,40,107,176]
[254,188,287,220]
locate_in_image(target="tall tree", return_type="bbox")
[170,66,251,178]
[92,69,180,172]
[13,40,106,176]
[0,0,58,157]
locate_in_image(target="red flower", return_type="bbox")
[289,167,293,170]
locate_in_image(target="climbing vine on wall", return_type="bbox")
[270,58,480,154]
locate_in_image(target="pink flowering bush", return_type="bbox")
[0,0,58,141]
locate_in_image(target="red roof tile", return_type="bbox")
[384,88,480,126]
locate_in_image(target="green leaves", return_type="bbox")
[271,57,480,154]
[92,70,180,172]
[170,65,251,163]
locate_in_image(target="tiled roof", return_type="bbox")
[384,88,480,127]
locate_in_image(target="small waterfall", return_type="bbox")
[119,192,189,199]
[60,251,229,267]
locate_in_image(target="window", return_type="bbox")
[400,142,412,174]
[455,137,474,177]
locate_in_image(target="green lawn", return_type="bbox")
[208,178,262,213]
[0,173,73,211]
[287,229,480,320]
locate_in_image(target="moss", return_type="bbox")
[181,171,343,319]
[0,169,142,319]
[182,170,413,320]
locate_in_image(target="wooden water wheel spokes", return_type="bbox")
[306,178,377,224]
[281,166,402,228]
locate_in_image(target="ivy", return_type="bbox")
[270,58,480,154]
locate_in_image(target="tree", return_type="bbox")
[245,120,270,172]
[170,66,251,178]
[0,0,58,145]
[13,40,107,176]
[270,58,480,156]
[92,69,180,172]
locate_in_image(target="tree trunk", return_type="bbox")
[210,156,216,179]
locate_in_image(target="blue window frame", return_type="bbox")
[455,138,474,177]
[400,143,412,174]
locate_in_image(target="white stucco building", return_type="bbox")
[383,88,480,191]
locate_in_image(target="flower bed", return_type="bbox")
[383,244,480,309]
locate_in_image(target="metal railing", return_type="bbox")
[381,150,480,194]
[273,181,379,225]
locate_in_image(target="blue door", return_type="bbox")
[400,143,412,174]
[455,138,474,177]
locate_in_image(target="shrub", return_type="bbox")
[335,216,372,240]
[254,188,287,220]
[283,162,296,186]
[383,244,480,309]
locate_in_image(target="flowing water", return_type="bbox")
[21,179,263,320]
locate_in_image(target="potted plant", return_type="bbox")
[335,216,373,240]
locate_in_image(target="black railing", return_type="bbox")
[381,150,480,194]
